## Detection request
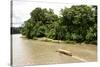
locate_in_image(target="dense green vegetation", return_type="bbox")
[21,5,97,43]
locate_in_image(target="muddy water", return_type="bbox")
[12,34,97,66]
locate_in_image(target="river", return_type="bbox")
[12,34,97,66]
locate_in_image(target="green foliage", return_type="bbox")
[21,7,58,39]
[60,5,97,42]
[21,5,97,43]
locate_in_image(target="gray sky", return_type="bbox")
[12,0,96,27]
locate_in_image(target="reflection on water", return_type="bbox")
[12,34,97,66]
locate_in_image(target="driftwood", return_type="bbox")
[56,49,72,56]
[56,49,88,62]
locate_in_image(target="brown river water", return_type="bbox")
[12,34,97,67]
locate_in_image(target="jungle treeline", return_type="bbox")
[21,5,97,44]
[11,27,21,34]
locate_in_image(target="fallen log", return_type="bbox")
[56,49,88,62]
[56,49,72,56]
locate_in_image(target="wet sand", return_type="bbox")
[12,34,97,67]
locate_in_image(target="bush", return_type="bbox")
[21,5,97,44]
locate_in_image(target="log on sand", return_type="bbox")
[56,49,87,62]
[56,49,72,56]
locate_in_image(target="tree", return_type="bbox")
[21,7,58,39]
[60,5,97,42]
[21,5,97,44]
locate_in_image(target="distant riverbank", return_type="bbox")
[18,34,97,45]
